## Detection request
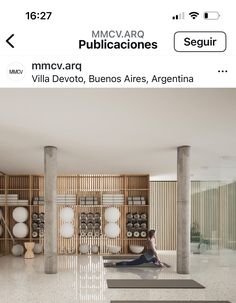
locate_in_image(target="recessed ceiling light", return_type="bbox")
[221,156,230,160]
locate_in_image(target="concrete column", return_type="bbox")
[44,146,57,274]
[177,145,191,274]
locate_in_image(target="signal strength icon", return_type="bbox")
[172,12,185,20]
[189,11,199,19]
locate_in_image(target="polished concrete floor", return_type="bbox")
[0,250,236,303]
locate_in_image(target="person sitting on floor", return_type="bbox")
[111,229,170,267]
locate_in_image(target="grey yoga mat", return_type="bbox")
[104,262,162,268]
[103,255,140,260]
[107,279,205,289]
[110,301,231,303]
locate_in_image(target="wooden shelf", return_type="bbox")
[6,205,30,207]
[127,189,149,191]
[127,205,148,207]
[80,190,126,192]
[78,237,146,241]
[125,238,148,241]
[14,204,149,207]
[1,174,149,255]
[3,238,31,240]
[31,204,44,207]
[7,189,31,191]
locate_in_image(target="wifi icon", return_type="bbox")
[189,11,199,19]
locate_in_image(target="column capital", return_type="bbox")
[44,146,57,150]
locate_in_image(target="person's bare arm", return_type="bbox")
[150,239,160,261]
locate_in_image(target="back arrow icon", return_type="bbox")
[6,34,14,48]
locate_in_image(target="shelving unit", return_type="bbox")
[0,174,149,255]
[0,175,6,255]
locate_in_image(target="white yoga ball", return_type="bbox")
[12,244,24,256]
[0,224,3,237]
[91,245,99,254]
[105,223,120,238]
[107,245,121,254]
[60,223,74,238]
[105,207,120,223]
[60,207,74,222]
[33,243,43,254]
[129,245,144,254]
[12,207,29,223]
[79,243,89,254]
[13,223,29,238]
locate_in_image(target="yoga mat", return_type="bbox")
[104,262,162,268]
[110,301,231,303]
[103,255,140,260]
[107,279,205,288]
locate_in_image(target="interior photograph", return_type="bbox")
[0,88,235,303]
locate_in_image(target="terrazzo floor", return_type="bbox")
[0,250,235,303]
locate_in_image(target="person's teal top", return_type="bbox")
[143,250,155,261]
[143,239,155,261]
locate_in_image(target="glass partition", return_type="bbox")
[191,158,236,254]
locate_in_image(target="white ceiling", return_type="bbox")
[0,88,236,180]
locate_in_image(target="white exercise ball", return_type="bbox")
[12,207,29,223]
[79,243,89,254]
[0,224,3,237]
[11,244,24,256]
[60,207,74,222]
[104,223,120,238]
[33,243,43,254]
[91,244,99,254]
[60,223,74,238]
[105,207,120,223]
[107,245,121,254]
[13,223,29,238]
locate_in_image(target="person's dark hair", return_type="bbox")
[148,229,155,238]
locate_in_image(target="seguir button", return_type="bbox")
[174,31,226,52]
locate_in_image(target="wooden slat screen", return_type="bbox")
[150,181,236,250]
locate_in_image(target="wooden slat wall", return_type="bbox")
[150,181,236,250]
[0,176,6,255]
[2,176,235,254]
[227,182,236,249]
[1,174,149,256]
[149,181,177,250]
[219,183,229,248]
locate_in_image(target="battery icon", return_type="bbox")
[204,11,220,20]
